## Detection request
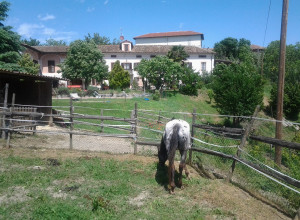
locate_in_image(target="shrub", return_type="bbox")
[153,90,160,101]
[269,82,300,120]
[57,87,70,96]
[179,66,201,96]
[211,62,264,126]
[86,86,99,96]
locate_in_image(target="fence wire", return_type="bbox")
[1,103,300,214]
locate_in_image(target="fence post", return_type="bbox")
[158,110,161,124]
[69,97,73,150]
[134,102,138,155]
[227,105,260,182]
[188,108,196,165]
[6,93,15,148]
[2,83,9,139]
[100,109,104,132]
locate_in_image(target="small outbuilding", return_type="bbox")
[0,69,60,123]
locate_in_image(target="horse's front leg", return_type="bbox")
[168,161,175,194]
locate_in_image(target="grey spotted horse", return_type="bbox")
[158,119,191,194]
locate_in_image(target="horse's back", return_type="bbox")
[164,119,191,152]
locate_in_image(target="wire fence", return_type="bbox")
[1,101,300,215]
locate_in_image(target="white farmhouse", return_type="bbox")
[23,31,214,88]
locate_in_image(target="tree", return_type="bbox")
[108,60,130,90]
[269,82,300,120]
[18,53,40,75]
[22,37,41,46]
[179,66,201,96]
[85,33,120,45]
[211,63,264,126]
[214,37,254,63]
[59,40,108,88]
[264,41,300,120]
[167,45,189,64]
[44,38,67,46]
[0,1,24,71]
[136,56,182,94]
[0,1,9,27]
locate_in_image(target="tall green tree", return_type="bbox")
[214,37,254,63]
[85,33,120,45]
[59,40,108,88]
[22,37,41,46]
[167,45,189,64]
[18,53,40,75]
[108,60,130,90]
[44,38,67,46]
[0,1,24,71]
[136,56,182,94]
[211,63,264,125]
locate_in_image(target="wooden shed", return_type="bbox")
[0,69,60,123]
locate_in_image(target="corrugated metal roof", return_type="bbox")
[0,69,65,81]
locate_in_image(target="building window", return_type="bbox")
[122,63,132,70]
[134,62,140,70]
[201,62,206,71]
[48,60,55,73]
[111,55,117,58]
[150,55,156,58]
[124,44,129,51]
[199,55,207,58]
[136,55,142,58]
[111,62,115,70]
[185,62,192,69]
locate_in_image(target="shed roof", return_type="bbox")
[0,69,63,81]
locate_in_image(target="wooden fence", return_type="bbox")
[1,97,300,196]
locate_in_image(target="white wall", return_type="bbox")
[104,53,214,76]
[135,35,202,47]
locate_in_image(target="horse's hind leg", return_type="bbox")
[168,161,175,194]
[179,150,189,189]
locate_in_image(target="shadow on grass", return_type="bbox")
[155,162,181,192]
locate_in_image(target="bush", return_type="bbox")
[85,86,99,96]
[211,63,264,125]
[57,87,70,96]
[70,88,83,97]
[179,66,201,96]
[269,82,300,120]
[153,90,160,101]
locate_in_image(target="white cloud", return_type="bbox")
[38,14,56,21]
[17,23,44,38]
[17,23,77,43]
[104,0,109,5]
[179,22,184,29]
[43,28,56,36]
[87,7,95,12]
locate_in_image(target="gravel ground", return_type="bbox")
[9,125,156,155]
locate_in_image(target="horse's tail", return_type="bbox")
[168,124,180,165]
[158,136,168,165]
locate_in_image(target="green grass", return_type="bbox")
[0,154,212,219]
[50,90,300,216]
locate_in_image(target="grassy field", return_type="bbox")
[0,147,292,220]
[51,90,300,216]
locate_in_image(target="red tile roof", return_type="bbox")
[27,45,214,55]
[250,44,265,50]
[134,31,203,39]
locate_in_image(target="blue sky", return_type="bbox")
[5,0,300,48]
